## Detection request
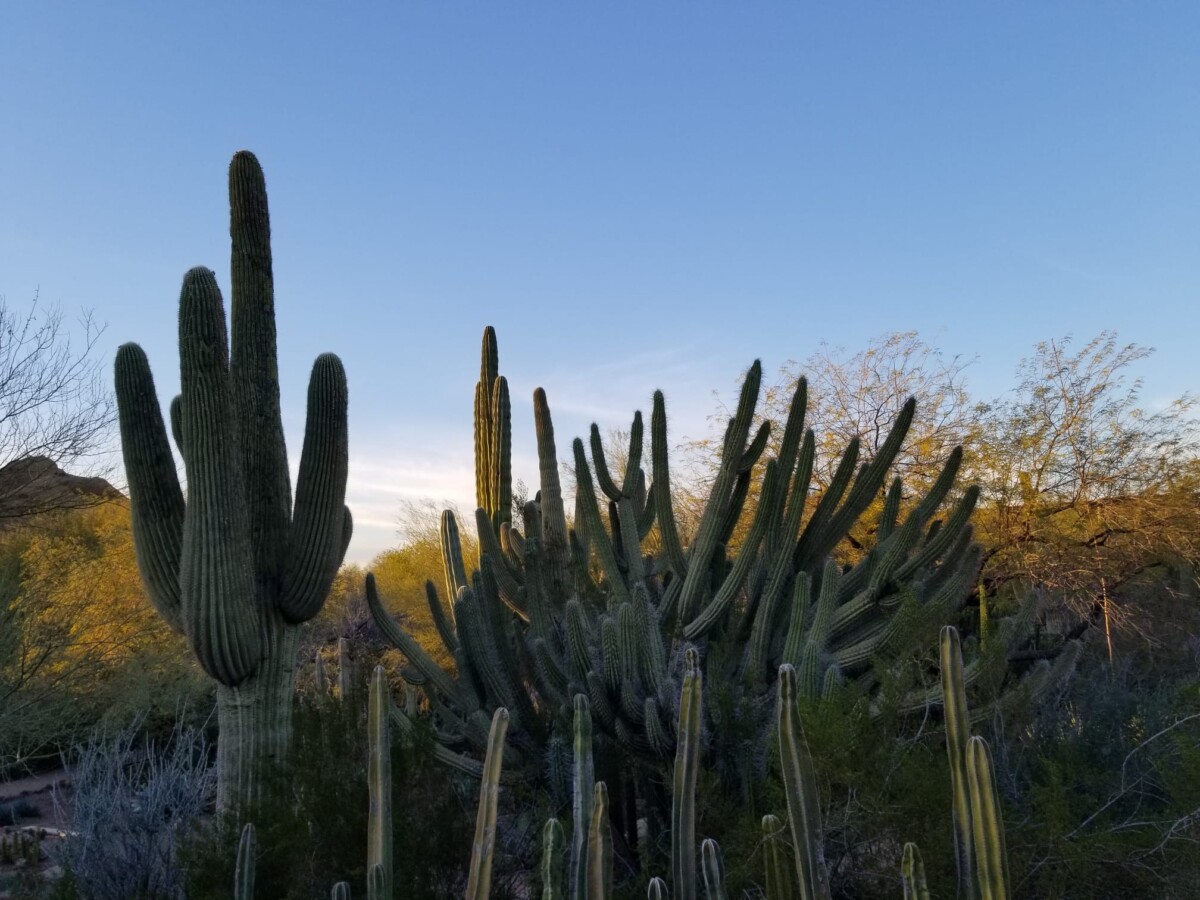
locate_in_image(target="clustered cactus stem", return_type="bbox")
[115,151,351,811]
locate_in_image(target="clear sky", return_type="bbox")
[2,3,1197,565]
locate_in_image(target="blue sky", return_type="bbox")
[2,3,1197,564]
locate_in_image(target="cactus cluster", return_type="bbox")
[232,629,1014,898]
[116,151,352,810]
[368,328,1075,833]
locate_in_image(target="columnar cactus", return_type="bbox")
[234,822,256,900]
[370,326,1074,871]
[115,151,351,810]
[368,665,393,900]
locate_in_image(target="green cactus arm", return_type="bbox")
[279,353,349,623]
[738,420,772,476]
[941,625,977,900]
[466,708,510,900]
[476,510,527,615]
[228,150,293,591]
[678,361,762,621]
[647,877,668,900]
[331,882,351,900]
[672,648,703,900]
[590,423,625,503]
[234,822,256,900]
[169,393,186,460]
[651,390,689,579]
[440,509,469,609]
[367,666,393,900]
[762,814,794,900]
[791,435,860,572]
[541,817,567,900]
[617,497,646,584]
[114,343,185,633]
[773,377,807,498]
[533,388,572,600]
[571,694,596,900]
[799,560,840,699]
[700,839,729,900]
[967,736,1010,900]
[778,664,830,900]
[877,476,903,541]
[587,782,614,900]
[424,580,460,655]
[631,583,666,694]
[572,438,630,603]
[900,842,931,900]
[815,397,916,560]
[365,573,466,706]
[779,573,811,671]
[623,411,646,497]
[892,485,980,583]
[490,374,512,533]
[684,459,782,640]
[177,267,261,686]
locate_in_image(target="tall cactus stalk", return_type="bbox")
[541,818,567,900]
[901,842,931,900]
[941,625,976,899]
[967,737,1009,900]
[466,708,511,900]
[115,151,351,811]
[672,648,703,900]
[777,664,830,900]
[368,666,393,900]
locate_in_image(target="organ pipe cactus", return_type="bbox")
[587,782,614,900]
[901,842,931,900]
[778,664,830,900]
[116,151,351,810]
[370,325,1073,866]
[541,818,567,900]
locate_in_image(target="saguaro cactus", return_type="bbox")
[115,151,351,810]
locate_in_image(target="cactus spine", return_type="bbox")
[368,665,393,900]
[115,151,351,810]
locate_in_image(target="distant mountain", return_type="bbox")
[0,455,123,521]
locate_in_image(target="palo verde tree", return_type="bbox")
[115,151,351,811]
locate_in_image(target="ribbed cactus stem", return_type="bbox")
[672,648,703,900]
[778,664,830,900]
[331,883,351,900]
[762,814,793,900]
[941,625,977,900]
[466,708,510,900]
[700,839,729,900]
[648,878,668,900]
[541,817,567,900]
[367,666,392,900]
[115,152,350,812]
[901,842,931,900]
[234,822,255,900]
[587,782,613,900]
[337,636,354,701]
[967,736,1010,900]
[571,694,595,900]
[314,651,328,694]
[366,865,386,900]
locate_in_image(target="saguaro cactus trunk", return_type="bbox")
[115,151,351,811]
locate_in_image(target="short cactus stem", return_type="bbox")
[762,814,793,900]
[234,822,256,900]
[331,883,351,900]
[587,781,614,900]
[541,817,566,900]
[901,842,931,900]
[700,839,729,900]
[967,736,1010,900]
[777,664,830,900]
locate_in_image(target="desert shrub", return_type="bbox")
[50,717,214,900]
[181,689,477,900]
